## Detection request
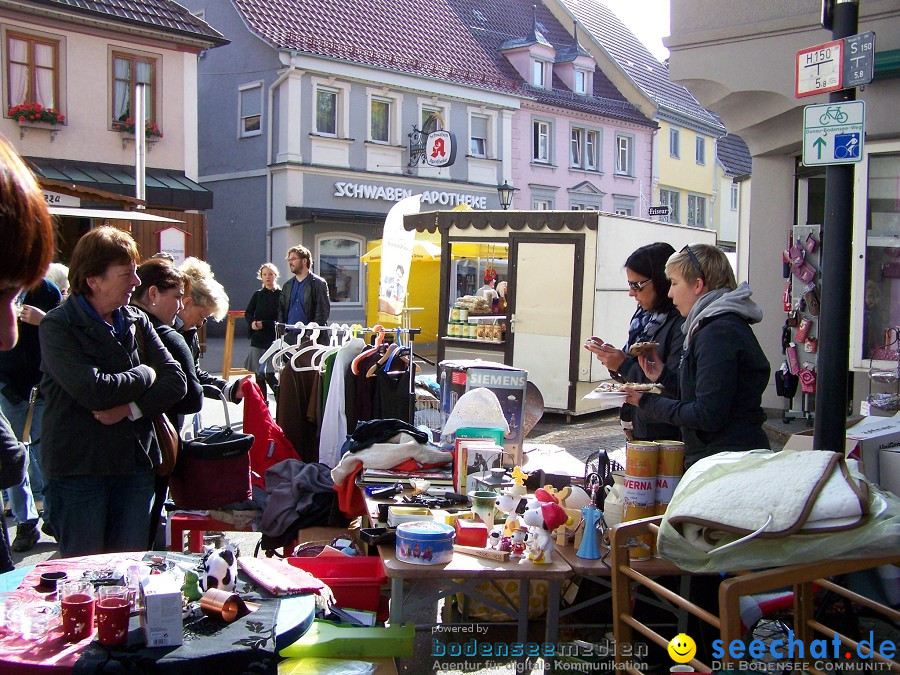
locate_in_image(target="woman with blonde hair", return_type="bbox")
[244,263,281,399]
[177,257,247,403]
[625,243,770,467]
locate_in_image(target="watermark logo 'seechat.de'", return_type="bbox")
[666,631,896,672]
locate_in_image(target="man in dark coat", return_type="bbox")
[277,245,330,343]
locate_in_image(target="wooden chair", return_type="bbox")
[610,516,900,673]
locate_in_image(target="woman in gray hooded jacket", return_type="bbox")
[625,243,770,468]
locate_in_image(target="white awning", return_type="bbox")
[47,207,183,223]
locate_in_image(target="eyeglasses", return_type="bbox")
[627,278,652,292]
[286,256,300,263]
[681,245,706,281]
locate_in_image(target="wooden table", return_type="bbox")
[557,541,692,632]
[364,492,572,647]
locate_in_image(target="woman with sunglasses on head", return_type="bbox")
[585,242,684,441]
[624,243,770,467]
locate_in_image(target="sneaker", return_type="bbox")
[11,523,39,552]
[41,520,56,540]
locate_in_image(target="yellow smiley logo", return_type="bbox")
[667,633,697,663]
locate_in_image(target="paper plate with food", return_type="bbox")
[628,341,659,357]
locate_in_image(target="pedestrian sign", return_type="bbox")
[802,101,865,166]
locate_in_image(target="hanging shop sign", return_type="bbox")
[157,226,190,266]
[334,181,487,208]
[408,125,457,168]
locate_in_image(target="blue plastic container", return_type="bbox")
[396,521,455,565]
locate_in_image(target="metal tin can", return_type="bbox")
[458,307,469,322]
[396,521,455,565]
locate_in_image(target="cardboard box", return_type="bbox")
[783,413,900,486]
[439,360,527,462]
[140,572,183,647]
[879,447,900,496]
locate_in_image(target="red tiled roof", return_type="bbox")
[29,0,228,45]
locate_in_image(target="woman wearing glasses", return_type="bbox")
[625,243,770,467]
[585,242,684,441]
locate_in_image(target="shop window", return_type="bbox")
[659,188,680,223]
[7,32,59,110]
[370,97,390,143]
[238,82,262,137]
[318,236,362,304]
[669,128,679,158]
[687,194,706,227]
[615,134,633,176]
[112,51,156,126]
[533,119,551,163]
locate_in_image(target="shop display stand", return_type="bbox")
[864,328,900,415]
[784,224,821,426]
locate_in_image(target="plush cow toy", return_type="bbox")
[202,546,238,592]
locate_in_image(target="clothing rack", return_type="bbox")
[273,322,422,421]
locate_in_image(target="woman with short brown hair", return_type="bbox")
[39,227,187,556]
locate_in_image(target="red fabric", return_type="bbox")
[391,458,451,472]
[241,378,301,489]
[336,464,366,518]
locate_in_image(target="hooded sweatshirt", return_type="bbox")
[639,282,770,466]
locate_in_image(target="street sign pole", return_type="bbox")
[814,0,858,454]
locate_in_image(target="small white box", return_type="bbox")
[140,573,183,647]
[879,447,900,496]
[846,413,900,485]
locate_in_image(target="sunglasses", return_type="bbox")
[682,245,706,281]
[627,278,652,292]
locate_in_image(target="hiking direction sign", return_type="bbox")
[802,101,865,167]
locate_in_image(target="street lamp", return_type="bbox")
[497,181,519,210]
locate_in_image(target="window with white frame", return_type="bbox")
[7,32,60,111]
[532,60,546,88]
[370,97,391,143]
[613,196,636,216]
[695,136,705,164]
[574,69,588,95]
[422,105,444,133]
[316,87,337,135]
[615,134,632,175]
[570,127,599,170]
[659,188,680,223]
[730,183,739,211]
[318,236,362,304]
[533,198,553,210]
[687,194,706,227]
[238,83,262,137]
[669,128,679,158]
[470,114,488,157]
[533,119,551,163]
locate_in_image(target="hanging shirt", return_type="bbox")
[286,276,309,325]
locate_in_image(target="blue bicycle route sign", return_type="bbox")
[802,101,865,166]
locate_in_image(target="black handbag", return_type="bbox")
[169,386,255,509]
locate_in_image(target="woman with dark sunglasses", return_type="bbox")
[625,243,770,467]
[585,242,684,441]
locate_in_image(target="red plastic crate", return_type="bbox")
[287,556,387,612]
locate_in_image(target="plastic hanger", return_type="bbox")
[290,323,325,370]
[268,323,308,372]
[311,323,345,369]
[366,342,399,378]
[351,325,385,375]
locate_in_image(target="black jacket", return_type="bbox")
[39,300,187,479]
[277,273,330,331]
[0,279,61,400]
[613,308,684,441]
[639,312,770,467]
[245,287,280,349]
[143,312,203,420]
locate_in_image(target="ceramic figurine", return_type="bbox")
[522,499,573,564]
[495,490,523,538]
[488,530,501,549]
[509,466,529,497]
[510,527,528,557]
[576,506,602,560]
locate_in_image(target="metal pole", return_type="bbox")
[813,0,858,451]
[135,82,146,204]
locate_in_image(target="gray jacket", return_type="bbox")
[277,273,331,328]
[39,299,187,479]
